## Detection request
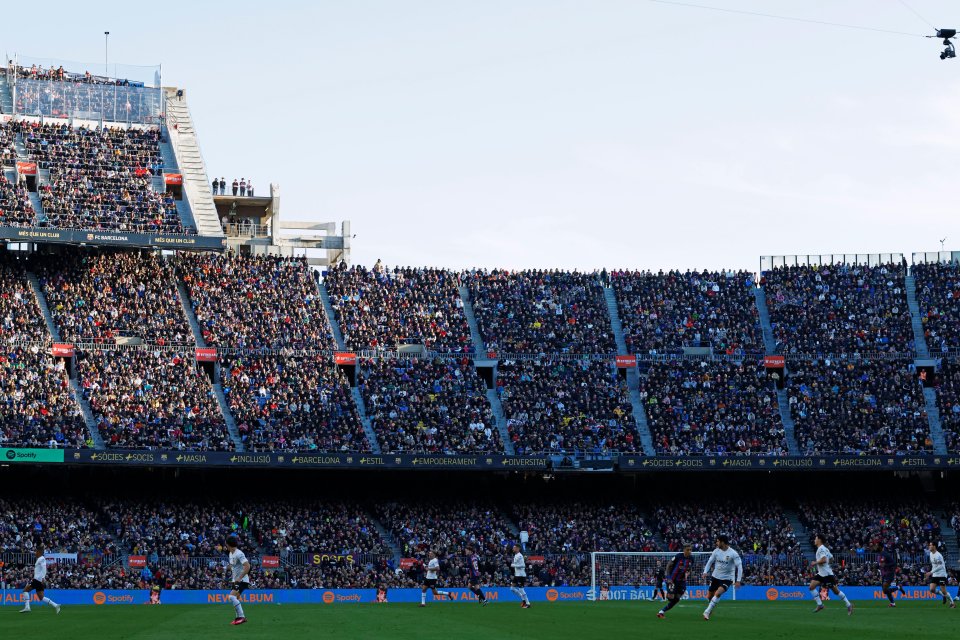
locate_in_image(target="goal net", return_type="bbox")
[590,552,717,601]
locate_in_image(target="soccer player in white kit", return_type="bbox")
[809,534,853,615]
[19,548,60,614]
[510,544,531,608]
[225,535,250,625]
[925,541,956,608]
[419,551,452,606]
[702,535,742,621]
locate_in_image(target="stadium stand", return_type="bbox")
[465,269,615,354]
[761,263,913,355]
[221,354,368,452]
[653,500,801,555]
[934,362,960,452]
[177,253,334,349]
[324,262,473,353]
[496,359,639,455]
[610,269,762,354]
[359,357,501,454]
[36,250,194,345]
[787,359,930,455]
[797,500,943,559]
[640,360,787,455]
[0,253,54,342]
[10,121,179,232]
[0,346,87,448]
[510,501,657,553]
[78,349,230,450]
[0,497,115,554]
[249,500,388,556]
[913,261,960,353]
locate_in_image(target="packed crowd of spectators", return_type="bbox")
[654,499,801,556]
[611,269,762,354]
[374,500,515,560]
[0,253,52,342]
[787,359,930,455]
[9,121,177,231]
[762,263,913,355]
[934,362,960,452]
[99,499,254,558]
[178,253,334,349]
[511,501,657,554]
[222,354,368,452]
[466,269,615,354]
[359,357,501,454]
[797,500,943,560]
[0,174,35,227]
[326,261,473,353]
[10,63,137,86]
[914,261,960,353]
[0,346,87,448]
[78,349,230,450]
[497,359,639,455]
[37,250,194,345]
[249,500,387,556]
[0,497,114,554]
[640,360,787,455]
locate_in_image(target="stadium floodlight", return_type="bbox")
[105,31,110,77]
[590,551,716,601]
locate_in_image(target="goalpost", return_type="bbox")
[590,552,725,601]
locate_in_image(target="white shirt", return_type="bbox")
[703,547,742,582]
[34,555,47,581]
[815,545,834,577]
[930,551,948,578]
[229,549,250,584]
[426,558,440,580]
[512,552,527,578]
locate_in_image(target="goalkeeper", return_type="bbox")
[657,544,693,619]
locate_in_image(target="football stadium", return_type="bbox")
[2,2,960,639]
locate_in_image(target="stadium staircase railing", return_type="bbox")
[753,286,778,354]
[316,280,347,350]
[602,286,656,456]
[905,273,931,359]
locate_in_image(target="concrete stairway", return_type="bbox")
[641,509,669,551]
[212,373,244,452]
[486,388,515,455]
[26,271,61,342]
[0,73,13,114]
[458,285,486,355]
[317,281,347,350]
[923,387,948,455]
[27,191,46,224]
[351,387,381,454]
[367,510,403,563]
[602,287,655,456]
[176,280,207,346]
[753,287,778,353]
[158,139,201,233]
[776,389,801,455]
[905,274,930,358]
[69,377,104,449]
[498,504,522,538]
[162,90,224,237]
[784,508,816,561]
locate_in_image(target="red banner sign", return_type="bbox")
[486,350,498,359]
[399,558,419,570]
[261,556,280,569]
[334,352,357,365]
[16,161,37,175]
[195,348,217,362]
[764,355,785,368]
[615,354,636,368]
[128,555,147,568]
[528,555,546,565]
[164,173,183,185]
[51,343,75,357]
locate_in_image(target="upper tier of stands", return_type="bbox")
[914,261,960,354]
[761,263,913,355]
[466,269,615,354]
[611,269,761,354]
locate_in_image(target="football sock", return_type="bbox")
[837,591,850,607]
[421,592,426,605]
[811,589,822,606]
[21,593,31,610]
[42,597,58,607]
[662,597,679,612]
[884,587,894,603]
[704,596,719,613]
[228,595,244,618]
[471,587,485,601]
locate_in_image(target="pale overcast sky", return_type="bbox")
[3,1,959,272]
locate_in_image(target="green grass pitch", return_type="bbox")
[4,600,957,639]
